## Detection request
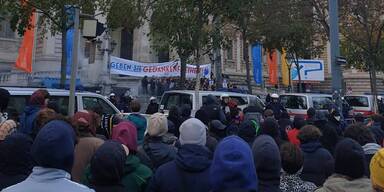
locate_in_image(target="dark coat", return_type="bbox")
[200,95,226,123]
[137,136,177,170]
[300,140,335,187]
[369,122,384,145]
[316,120,340,155]
[0,133,33,190]
[147,144,212,192]
[146,103,159,115]
[265,102,286,120]
[278,118,291,141]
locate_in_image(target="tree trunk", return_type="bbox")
[180,56,187,89]
[243,35,252,94]
[60,28,67,89]
[370,61,378,113]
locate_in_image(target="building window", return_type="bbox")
[120,28,133,60]
[226,40,233,60]
[84,41,96,64]
[0,20,15,39]
[158,51,169,62]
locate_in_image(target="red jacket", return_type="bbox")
[287,129,300,146]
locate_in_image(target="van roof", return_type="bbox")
[281,93,332,97]
[1,87,99,96]
[163,90,257,97]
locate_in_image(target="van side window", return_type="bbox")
[281,95,308,109]
[83,97,116,114]
[161,93,192,110]
[231,96,248,105]
[49,96,76,116]
[312,97,332,110]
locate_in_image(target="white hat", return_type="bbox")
[271,93,279,99]
[150,96,157,101]
[109,93,116,97]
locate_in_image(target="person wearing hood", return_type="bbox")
[306,108,317,125]
[238,120,260,146]
[137,113,177,170]
[180,104,192,124]
[211,136,258,192]
[0,88,17,142]
[209,120,228,141]
[2,120,93,192]
[88,140,127,192]
[368,114,384,145]
[19,89,50,136]
[0,133,33,190]
[314,111,339,155]
[83,121,153,192]
[126,100,147,145]
[147,118,212,192]
[278,112,291,141]
[370,149,384,191]
[146,97,159,115]
[167,106,182,137]
[200,94,226,123]
[112,121,152,192]
[261,117,282,146]
[298,125,335,187]
[196,109,218,152]
[252,134,281,192]
[344,124,382,177]
[71,111,105,183]
[280,142,317,192]
[327,106,344,137]
[315,138,372,192]
[287,116,307,146]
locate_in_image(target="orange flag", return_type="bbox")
[267,50,278,85]
[15,12,36,73]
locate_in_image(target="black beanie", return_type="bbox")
[334,138,366,179]
[0,88,10,112]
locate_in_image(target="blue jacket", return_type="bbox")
[147,144,212,192]
[19,105,41,135]
[2,167,94,192]
[300,140,335,186]
[211,136,258,192]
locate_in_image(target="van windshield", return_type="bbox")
[345,96,369,107]
[312,97,332,110]
[280,95,308,109]
[161,93,192,110]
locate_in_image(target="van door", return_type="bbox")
[280,95,308,118]
[82,96,117,115]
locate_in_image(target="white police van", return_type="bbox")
[2,87,120,117]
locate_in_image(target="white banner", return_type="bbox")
[291,59,324,81]
[110,56,211,79]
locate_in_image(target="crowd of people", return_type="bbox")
[141,76,236,96]
[1,88,384,192]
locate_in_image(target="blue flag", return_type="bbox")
[252,43,263,85]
